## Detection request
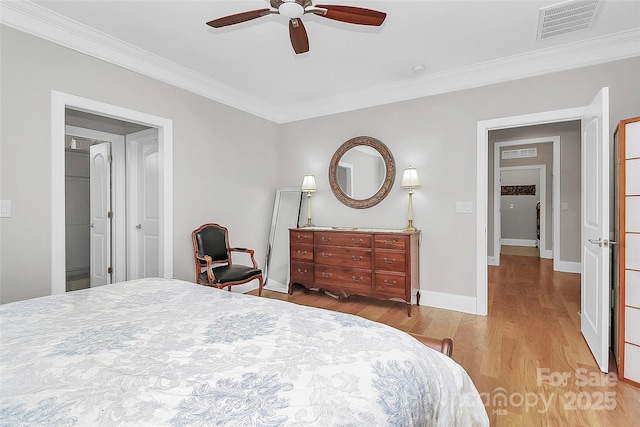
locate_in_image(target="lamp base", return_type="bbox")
[303,219,315,228]
[404,220,416,233]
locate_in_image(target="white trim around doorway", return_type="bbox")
[51,91,173,295]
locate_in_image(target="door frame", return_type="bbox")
[491,136,559,266]
[51,90,173,295]
[495,164,547,262]
[476,106,585,315]
[65,125,126,284]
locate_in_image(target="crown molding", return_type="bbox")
[0,0,281,122]
[2,1,639,124]
[279,28,640,122]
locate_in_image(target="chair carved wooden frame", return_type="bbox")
[192,223,263,296]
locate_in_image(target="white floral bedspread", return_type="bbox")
[0,278,488,426]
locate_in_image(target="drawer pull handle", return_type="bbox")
[297,269,308,274]
[352,238,363,244]
[384,258,396,264]
[321,236,332,242]
[297,250,307,255]
[297,235,307,240]
[322,272,332,278]
[352,276,364,282]
[352,255,363,261]
[321,253,332,258]
[383,240,397,245]
[383,279,397,286]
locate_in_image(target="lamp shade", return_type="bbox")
[301,174,317,192]
[401,167,420,189]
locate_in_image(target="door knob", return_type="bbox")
[136,224,142,229]
[588,238,617,248]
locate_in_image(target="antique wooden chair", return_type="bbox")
[191,223,263,296]
[410,333,454,358]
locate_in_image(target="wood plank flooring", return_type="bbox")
[249,254,640,426]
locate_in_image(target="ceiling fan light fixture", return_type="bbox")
[279,1,304,19]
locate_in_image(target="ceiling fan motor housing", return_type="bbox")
[279,1,305,19]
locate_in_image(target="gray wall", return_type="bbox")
[278,57,640,300]
[0,26,279,303]
[2,24,640,306]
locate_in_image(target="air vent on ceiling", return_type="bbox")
[537,0,604,40]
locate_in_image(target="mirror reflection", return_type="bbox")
[336,146,386,199]
[264,187,302,293]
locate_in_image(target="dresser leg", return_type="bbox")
[416,290,421,306]
[407,302,412,317]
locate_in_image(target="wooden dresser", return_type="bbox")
[289,228,420,316]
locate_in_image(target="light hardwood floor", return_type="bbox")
[249,254,640,426]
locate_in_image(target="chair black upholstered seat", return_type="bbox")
[198,264,262,285]
[192,223,263,295]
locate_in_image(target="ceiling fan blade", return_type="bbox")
[313,5,386,26]
[206,9,273,28]
[289,18,309,54]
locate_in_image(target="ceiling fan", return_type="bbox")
[206,0,387,54]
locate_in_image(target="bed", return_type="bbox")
[0,277,488,426]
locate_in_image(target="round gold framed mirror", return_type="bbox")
[329,136,395,209]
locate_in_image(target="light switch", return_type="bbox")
[456,202,473,213]
[0,200,11,218]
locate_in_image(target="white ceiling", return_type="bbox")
[3,0,640,122]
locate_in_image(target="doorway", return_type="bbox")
[489,136,560,268]
[499,166,545,257]
[477,88,612,372]
[52,91,174,296]
[64,114,154,291]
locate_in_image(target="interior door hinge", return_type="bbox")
[108,267,113,274]
[108,211,113,219]
[108,155,113,163]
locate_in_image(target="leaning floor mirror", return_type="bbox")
[264,187,302,293]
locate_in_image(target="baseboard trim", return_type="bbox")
[421,290,479,315]
[500,238,537,247]
[554,260,581,273]
[541,249,553,259]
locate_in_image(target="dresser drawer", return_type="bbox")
[375,273,407,296]
[374,234,406,250]
[291,261,314,284]
[291,230,314,244]
[315,246,371,267]
[315,265,372,290]
[375,250,406,272]
[290,243,313,261]
[315,232,371,248]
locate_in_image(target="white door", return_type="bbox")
[89,142,111,287]
[581,87,611,372]
[127,129,160,279]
